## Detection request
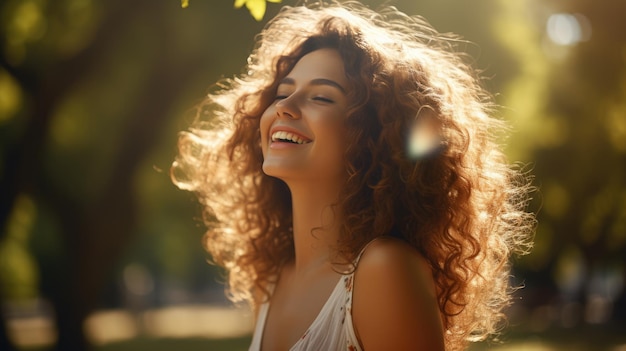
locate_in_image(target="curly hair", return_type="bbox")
[172,2,535,350]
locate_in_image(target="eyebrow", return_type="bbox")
[279,77,347,94]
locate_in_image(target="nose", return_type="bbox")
[275,94,301,120]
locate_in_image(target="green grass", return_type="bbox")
[94,325,626,351]
[19,324,626,351]
[96,336,252,351]
[469,324,626,351]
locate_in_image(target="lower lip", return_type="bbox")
[269,141,309,149]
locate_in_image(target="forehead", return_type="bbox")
[283,48,348,86]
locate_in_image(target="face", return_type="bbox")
[260,48,350,186]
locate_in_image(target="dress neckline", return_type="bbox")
[251,237,387,351]
[257,274,347,351]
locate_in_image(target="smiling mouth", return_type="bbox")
[271,131,312,144]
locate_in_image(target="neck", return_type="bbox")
[285,179,343,274]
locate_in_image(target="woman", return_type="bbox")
[172,2,535,350]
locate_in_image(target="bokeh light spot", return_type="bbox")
[546,13,591,46]
[0,69,23,123]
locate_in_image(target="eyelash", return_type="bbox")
[274,94,334,103]
[313,96,334,103]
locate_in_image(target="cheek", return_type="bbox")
[317,121,349,162]
[323,113,348,145]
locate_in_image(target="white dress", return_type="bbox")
[248,271,363,351]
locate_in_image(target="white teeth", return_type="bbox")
[271,131,310,144]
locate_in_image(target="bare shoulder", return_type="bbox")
[355,237,432,281]
[352,237,445,351]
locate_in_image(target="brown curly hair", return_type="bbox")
[172,2,535,350]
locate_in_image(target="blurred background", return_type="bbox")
[0,0,625,350]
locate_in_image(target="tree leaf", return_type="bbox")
[233,0,282,21]
[181,0,189,8]
[246,0,266,21]
[233,0,246,10]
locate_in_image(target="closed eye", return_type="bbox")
[313,96,334,103]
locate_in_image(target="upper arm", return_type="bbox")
[352,238,445,351]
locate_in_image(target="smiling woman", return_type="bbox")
[172,2,535,351]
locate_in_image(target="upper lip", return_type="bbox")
[269,125,313,144]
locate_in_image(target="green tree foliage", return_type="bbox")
[1,0,624,350]
[535,0,626,306]
[495,0,626,327]
[0,0,267,349]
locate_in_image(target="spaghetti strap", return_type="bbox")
[354,236,388,266]
[340,237,394,351]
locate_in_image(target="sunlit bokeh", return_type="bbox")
[0,195,39,300]
[6,307,57,348]
[3,0,46,64]
[546,13,591,46]
[7,303,253,347]
[1,0,626,350]
[0,69,22,123]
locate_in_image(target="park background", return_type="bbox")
[1,0,625,350]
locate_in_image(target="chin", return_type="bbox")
[262,162,296,180]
